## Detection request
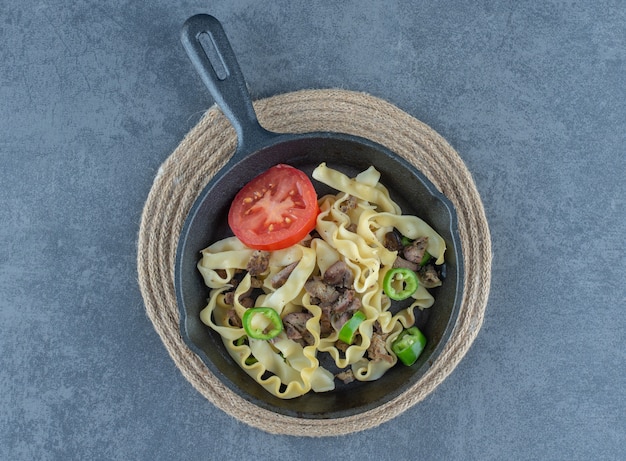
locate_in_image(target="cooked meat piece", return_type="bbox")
[367,332,393,363]
[392,255,419,272]
[383,231,404,252]
[319,305,333,336]
[223,291,235,305]
[223,286,254,308]
[304,277,339,304]
[332,289,360,314]
[373,320,389,341]
[283,312,313,339]
[270,262,299,289]
[240,297,255,308]
[403,236,429,264]
[345,298,361,315]
[336,369,355,384]
[283,312,312,338]
[249,276,264,289]
[283,312,315,346]
[334,340,350,353]
[239,285,254,299]
[338,195,358,213]
[226,308,242,328]
[322,260,354,288]
[331,310,354,332]
[246,250,270,276]
[228,269,243,289]
[330,295,361,332]
[418,264,442,288]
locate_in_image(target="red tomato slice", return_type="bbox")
[228,164,319,251]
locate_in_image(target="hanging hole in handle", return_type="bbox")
[197,31,229,80]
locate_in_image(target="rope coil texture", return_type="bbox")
[137,89,492,436]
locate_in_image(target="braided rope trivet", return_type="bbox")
[137,89,492,436]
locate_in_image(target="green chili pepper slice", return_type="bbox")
[242,307,283,340]
[392,326,427,366]
[383,268,419,301]
[338,311,366,344]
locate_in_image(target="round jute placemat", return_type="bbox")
[137,89,491,436]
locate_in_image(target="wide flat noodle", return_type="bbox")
[196,164,446,398]
[312,163,401,214]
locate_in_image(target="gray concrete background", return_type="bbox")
[1,1,624,459]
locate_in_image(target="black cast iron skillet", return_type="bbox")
[175,14,464,419]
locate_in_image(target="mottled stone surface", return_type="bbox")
[1,1,624,459]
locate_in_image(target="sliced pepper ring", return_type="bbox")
[242,307,283,340]
[391,326,427,366]
[383,267,419,301]
[338,311,366,344]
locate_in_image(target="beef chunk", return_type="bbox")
[223,291,235,305]
[270,262,298,289]
[304,277,339,304]
[330,292,361,331]
[418,263,442,288]
[330,310,354,332]
[283,312,315,346]
[336,369,355,384]
[373,320,389,340]
[338,195,358,213]
[334,340,350,353]
[322,260,354,288]
[392,255,419,272]
[319,305,333,336]
[383,231,404,252]
[226,308,242,328]
[239,297,255,308]
[223,285,255,308]
[249,276,264,289]
[246,250,270,276]
[367,332,393,363]
[403,236,429,265]
[331,289,360,315]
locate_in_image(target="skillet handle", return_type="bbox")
[181,14,273,154]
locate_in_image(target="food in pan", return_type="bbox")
[197,163,446,398]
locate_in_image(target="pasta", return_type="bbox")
[197,163,446,399]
